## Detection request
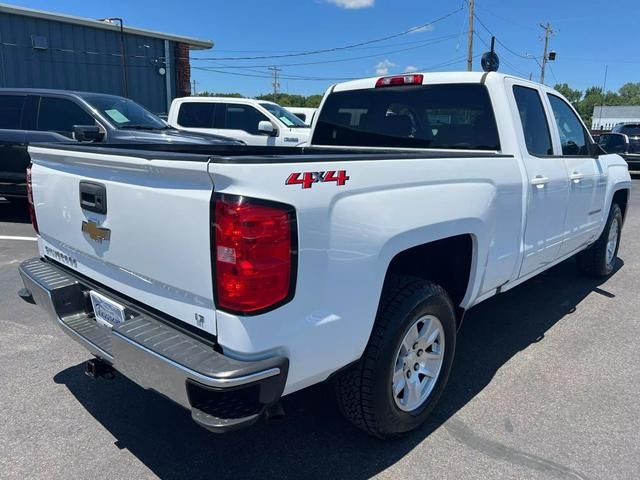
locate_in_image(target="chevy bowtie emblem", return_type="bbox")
[82,220,111,243]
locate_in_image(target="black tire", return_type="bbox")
[334,275,457,438]
[577,203,623,277]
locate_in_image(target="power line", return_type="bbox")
[473,12,539,61]
[194,34,462,70]
[473,31,528,77]
[191,7,463,61]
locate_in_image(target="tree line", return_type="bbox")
[554,82,640,126]
[197,92,324,108]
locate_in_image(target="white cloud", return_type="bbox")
[375,59,396,75]
[410,24,434,33]
[404,65,418,73]
[327,0,375,9]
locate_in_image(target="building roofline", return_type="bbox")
[0,3,214,50]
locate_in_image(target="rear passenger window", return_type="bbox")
[313,84,500,150]
[547,94,589,156]
[223,104,268,134]
[0,95,26,129]
[37,97,95,138]
[512,86,553,156]
[178,102,216,128]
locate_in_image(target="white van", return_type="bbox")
[168,97,311,146]
[285,107,318,126]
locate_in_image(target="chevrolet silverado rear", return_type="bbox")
[19,72,631,437]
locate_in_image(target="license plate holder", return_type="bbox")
[89,290,126,328]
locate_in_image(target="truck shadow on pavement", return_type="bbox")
[53,258,622,480]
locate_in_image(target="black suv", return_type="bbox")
[611,123,640,153]
[0,89,242,200]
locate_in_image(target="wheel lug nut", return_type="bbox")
[414,363,419,371]
[417,349,423,357]
[406,371,411,378]
[413,343,418,350]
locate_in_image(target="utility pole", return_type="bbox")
[467,0,474,71]
[191,79,198,96]
[268,66,281,96]
[539,22,554,84]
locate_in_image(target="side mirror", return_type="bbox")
[73,125,104,142]
[598,133,628,154]
[258,120,277,137]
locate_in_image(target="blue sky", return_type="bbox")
[8,0,640,97]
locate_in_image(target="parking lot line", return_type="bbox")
[0,235,38,241]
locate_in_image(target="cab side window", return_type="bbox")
[177,102,216,128]
[0,95,26,129]
[222,104,268,134]
[37,97,95,138]
[512,86,553,156]
[547,94,589,156]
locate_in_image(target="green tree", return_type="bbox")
[553,83,582,104]
[197,92,244,98]
[618,83,640,104]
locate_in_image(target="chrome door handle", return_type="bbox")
[531,175,550,188]
[569,172,585,183]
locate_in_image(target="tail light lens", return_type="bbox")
[26,165,39,234]
[213,195,296,314]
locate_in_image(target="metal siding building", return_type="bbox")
[0,4,212,114]
[591,106,640,131]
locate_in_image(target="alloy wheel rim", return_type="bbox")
[392,315,445,412]
[606,217,619,267]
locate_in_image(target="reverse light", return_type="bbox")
[26,165,39,234]
[375,74,424,88]
[213,195,296,314]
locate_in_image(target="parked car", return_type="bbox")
[168,97,311,146]
[598,132,640,173]
[285,107,318,126]
[19,72,631,438]
[0,89,243,200]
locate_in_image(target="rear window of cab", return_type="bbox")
[312,84,500,150]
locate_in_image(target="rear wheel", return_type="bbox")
[335,275,457,438]
[577,203,623,277]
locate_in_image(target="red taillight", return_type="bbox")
[375,74,424,88]
[214,195,295,314]
[26,165,39,234]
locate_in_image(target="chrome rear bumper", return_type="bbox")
[18,257,288,432]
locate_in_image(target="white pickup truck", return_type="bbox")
[19,72,631,438]
[167,96,311,146]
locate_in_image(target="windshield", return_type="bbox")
[82,95,167,130]
[312,84,500,150]
[259,103,308,128]
[619,125,640,136]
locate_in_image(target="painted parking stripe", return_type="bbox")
[0,235,38,241]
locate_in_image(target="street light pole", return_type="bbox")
[99,17,128,98]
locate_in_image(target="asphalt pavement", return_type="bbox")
[1,184,638,480]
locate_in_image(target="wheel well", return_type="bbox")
[613,189,630,223]
[384,235,473,325]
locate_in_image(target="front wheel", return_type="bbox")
[335,275,457,438]
[577,203,623,277]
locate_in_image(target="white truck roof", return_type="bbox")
[174,97,277,107]
[331,71,527,92]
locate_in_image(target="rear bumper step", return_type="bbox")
[18,257,288,433]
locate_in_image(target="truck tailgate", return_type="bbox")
[28,146,217,335]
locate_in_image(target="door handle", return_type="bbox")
[531,175,550,188]
[569,172,585,183]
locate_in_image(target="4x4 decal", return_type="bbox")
[285,170,350,189]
